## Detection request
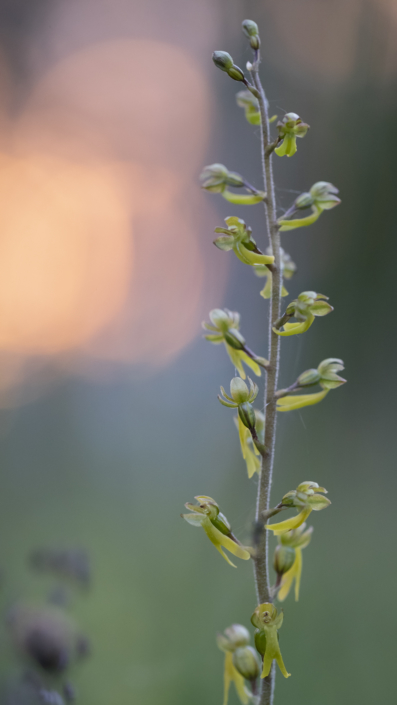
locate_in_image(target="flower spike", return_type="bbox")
[266,482,330,536]
[251,604,290,678]
[182,496,251,567]
[203,308,268,379]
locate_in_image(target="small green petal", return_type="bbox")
[222,190,265,205]
[181,513,204,526]
[273,315,314,337]
[276,389,329,412]
[266,507,312,535]
[236,243,275,266]
[275,139,288,157]
[278,205,322,231]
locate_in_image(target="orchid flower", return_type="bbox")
[213,217,274,267]
[276,358,346,412]
[277,523,313,602]
[182,496,251,567]
[200,163,265,205]
[274,291,333,337]
[278,181,340,231]
[265,482,330,536]
[274,113,309,158]
[251,604,290,679]
[203,308,268,380]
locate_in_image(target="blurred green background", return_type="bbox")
[0,0,396,703]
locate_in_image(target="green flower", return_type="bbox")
[182,496,251,567]
[218,377,260,438]
[265,482,330,536]
[217,625,259,705]
[203,308,267,379]
[200,164,265,205]
[274,291,333,337]
[236,90,278,127]
[277,523,313,602]
[234,410,264,478]
[251,603,290,678]
[236,90,261,125]
[213,216,274,267]
[277,358,346,411]
[279,181,341,231]
[254,247,296,299]
[274,113,309,158]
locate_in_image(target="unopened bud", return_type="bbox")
[238,402,256,431]
[273,545,295,576]
[212,51,233,72]
[233,646,261,680]
[224,624,250,649]
[228,65,245,82]
[242,20,260,50]
[224,329,246,350]
[295,192,314,210]
[297,368,321,387]
[230,377,250,404]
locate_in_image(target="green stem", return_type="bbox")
[251,56,282,705]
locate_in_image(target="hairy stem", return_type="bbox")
[251,58,282,705]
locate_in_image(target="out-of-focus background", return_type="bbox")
[0,0,395,703]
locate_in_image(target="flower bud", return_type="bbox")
[318,358,346,389]
[230,377,250,403]
[212,51,234,72]
[238,401,256,432]
[224,329,246,350]
[295,192,314,210]
[310,181,341,209]
[254,629,267,657]
[242,19,260,50]
[233,646,261,680]
[200,164,245,193]
[227,65,245,82]
[209,308,238,332]
[223,624,250,649]
[297,368,321,387]
[273,545,295,575]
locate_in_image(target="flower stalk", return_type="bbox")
[182,18,345,705]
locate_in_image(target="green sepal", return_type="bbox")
[222,190,265,205]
